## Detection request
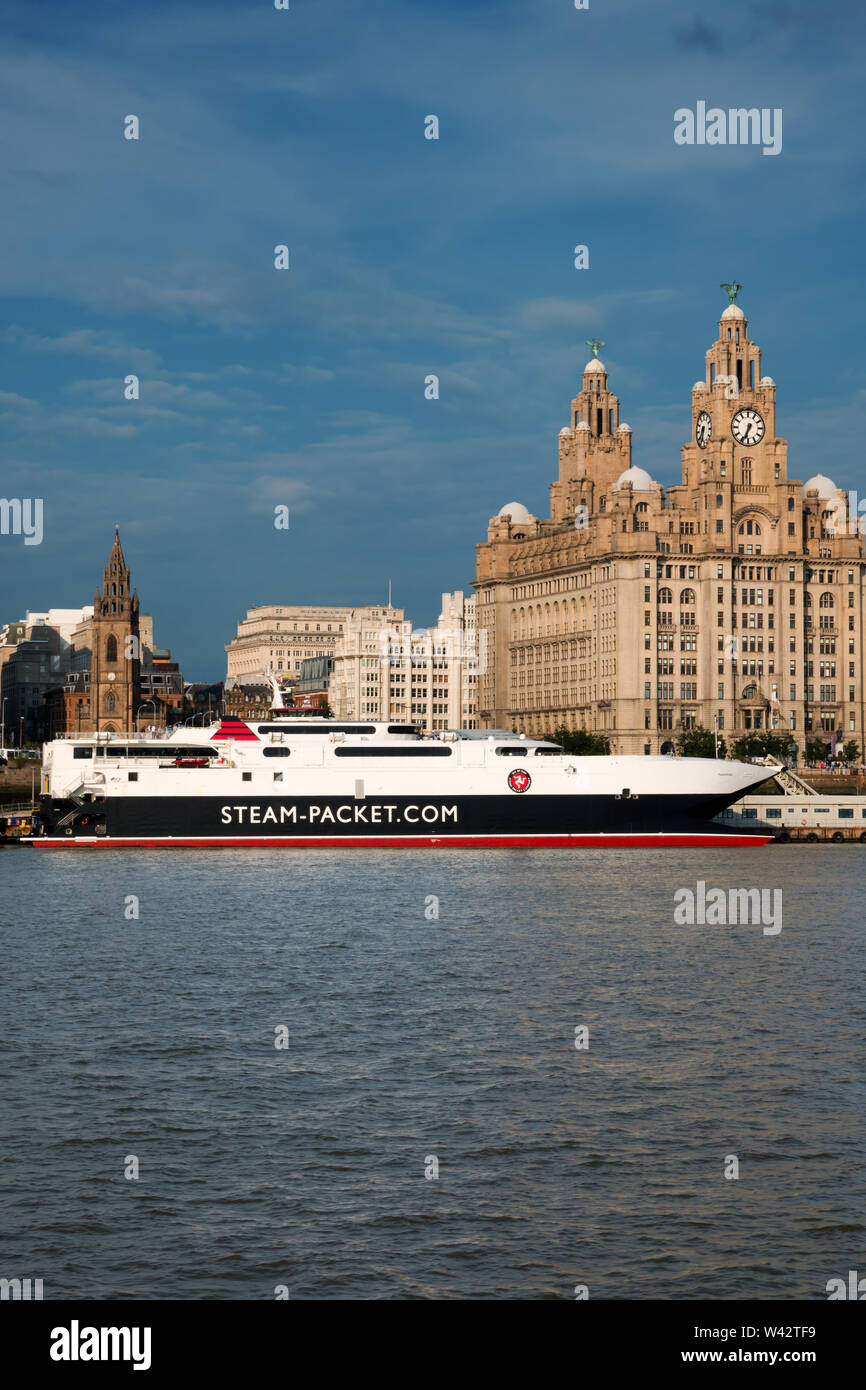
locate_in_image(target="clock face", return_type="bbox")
[731,408,765,446]
[695,411,712,449]
[107,672,116,681]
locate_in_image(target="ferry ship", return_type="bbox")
[31,706,778,849]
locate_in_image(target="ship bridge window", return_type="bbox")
[258,724,376,735]
[108,745,217,760]
[73,747,94,759]
[263,747,291,757]
[495,746,530,756]
[387,724,421,734]
[333,746,452,758]
[533,745,563,755]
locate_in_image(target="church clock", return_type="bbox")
[731,408,764,446]
[695,411,712,448]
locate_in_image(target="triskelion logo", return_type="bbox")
[508,768,531,793]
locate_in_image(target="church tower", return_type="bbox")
[90,527,141,732]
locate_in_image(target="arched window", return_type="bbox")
[742,684,757,700]
[106,634,118,663]
[819,592,834,608]
[680,589,696,605]
[658,587,672,604]
[105,692,116,713]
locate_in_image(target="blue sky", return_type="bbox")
[1,0,865,679]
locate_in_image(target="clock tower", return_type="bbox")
[681,299,787,497]
[90,526,141,733]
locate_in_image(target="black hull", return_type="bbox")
[34,792,772,847]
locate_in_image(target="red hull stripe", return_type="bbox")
[31,833,774,849]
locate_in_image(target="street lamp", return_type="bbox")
[137,700,157,732]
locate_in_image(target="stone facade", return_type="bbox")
[1,612,91,744]
[328,593,480,731]
[474,300,866,756]
[225,605,354,684]
[224,683,272,721]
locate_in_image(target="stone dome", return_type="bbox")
[617,423,632,433]
[693,381,706,391]
[615,466,654,491]
[760,376,775,386]
[559,426,571,436]
[576,421,591,431]
[584,358,605,373]
[498,501,532,523]
[721,304,745,319]
[803,474,839,500]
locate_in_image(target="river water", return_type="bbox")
[1,845,863,1299]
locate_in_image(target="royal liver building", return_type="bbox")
[474,292,866,756]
